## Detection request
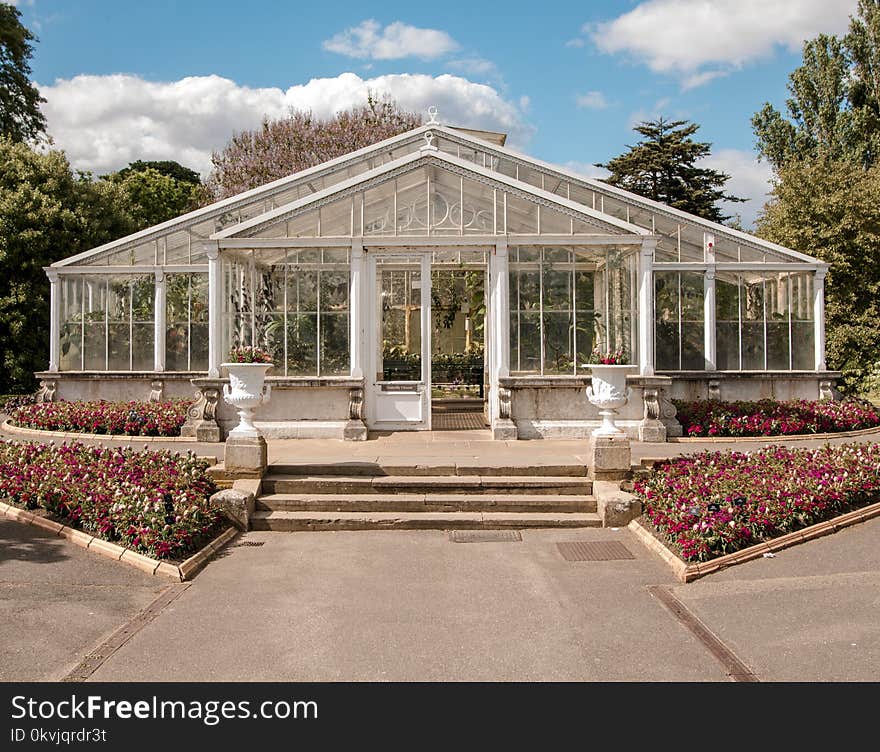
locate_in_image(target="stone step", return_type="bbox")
[267,463,588,477]
[261,475,593,495]
[250,510,603,532]
[256,493,596,513]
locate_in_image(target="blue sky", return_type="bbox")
[13,0,861,228]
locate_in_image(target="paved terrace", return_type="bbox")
[4,421,880,469]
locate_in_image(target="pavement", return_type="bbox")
[1,423,878,682]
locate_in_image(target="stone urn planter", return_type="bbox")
[221,362,273,437]
[586,364,636,436]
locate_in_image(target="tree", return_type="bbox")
[756,160,880,392]
[208,96,422,199]
[752,1,880,171]
[111,160,202,186]
[0,138,134,392]
[102,163,207,230]
[0,3,47,143]
[597,118,745,223]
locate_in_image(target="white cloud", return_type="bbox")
[446,57,499,79]
[700,148,774,229]
[323,19,459,60]
[565,38,585,49]
[590,0,857,86]
[38,72,532,177]
[575,91,610,109]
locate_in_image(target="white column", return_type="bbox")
[488,240,510,423]
[637,237,656,376]
[704,269,716,370]
[814,267,827,371]
[703,233,716,371]
[153,270,166,372]
[47,269,60,372]
[349,240,364,379]
[207,243,222,377]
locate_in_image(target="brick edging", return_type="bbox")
[667,424,880,443]
[1,419,197,443]
[0,499,237,581]
[629,499,880,583]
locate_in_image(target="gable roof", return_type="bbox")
[212,144,650,240]
[51,118,823,268]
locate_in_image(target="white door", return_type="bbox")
[366,252,432,430]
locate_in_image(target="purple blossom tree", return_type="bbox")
[207,95,422,199]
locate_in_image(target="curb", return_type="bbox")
[628,498,880,583]
[667,424,880,443]
[0,499,237,581]
[1,418,197,443]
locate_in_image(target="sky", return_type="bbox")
[11,0,862,229]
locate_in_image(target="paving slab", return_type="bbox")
[0,518,166,681]
[84,527,723,682]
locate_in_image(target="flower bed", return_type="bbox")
[0,440,223,560]
[8,399,192,437]
[674,398,880,438]
[633,443,880,562]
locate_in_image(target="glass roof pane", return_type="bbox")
[320,197,353,237]
[539,205,572,234]
[505,193,538,233]
[363,181,396,236]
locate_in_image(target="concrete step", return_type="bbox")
[267,463,588,477]
[262,475,593,495]
[250,510,602,531]
[256,493,596,513]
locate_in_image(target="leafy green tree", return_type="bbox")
[752,1,880,171]
[0,138,134,392]
[208,95,421,199]
[112,160,202,185]
[0,2,47,143]
[103,165,207,230]
[597,118,745,223]
[756,160,880,392]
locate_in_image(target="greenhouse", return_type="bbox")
[39,115,834,441]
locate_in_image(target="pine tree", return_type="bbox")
[597,118,744,223]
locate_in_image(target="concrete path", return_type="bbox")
[0,515,865,683]
[0,519,166,681]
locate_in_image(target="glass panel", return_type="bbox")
[680,272,705,370]
[320,269,350,375]
[379,260,422,381]
[395,170,428,236]
[60,277,82,370]
[715,273,740,370]
[82,279,108,370]
[505,194,538,233]
[790,272,814,370]
[363,182,396,236]
[742,274,765,370]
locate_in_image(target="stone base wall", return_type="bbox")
[498,375,679,442]
[663,371,841,402]
[33,372,368,442]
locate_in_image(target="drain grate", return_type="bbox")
[449,530,522,543]
[556,541,634,561]
[231,541,265,548]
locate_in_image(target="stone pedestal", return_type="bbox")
[589,434,632,481]
[492,418,518,440]
[224,434,267,477]
[343,419,368,441]
[593,481,643,527]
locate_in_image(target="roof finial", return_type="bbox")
[426,105,440,125]
[422,131,437,151]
